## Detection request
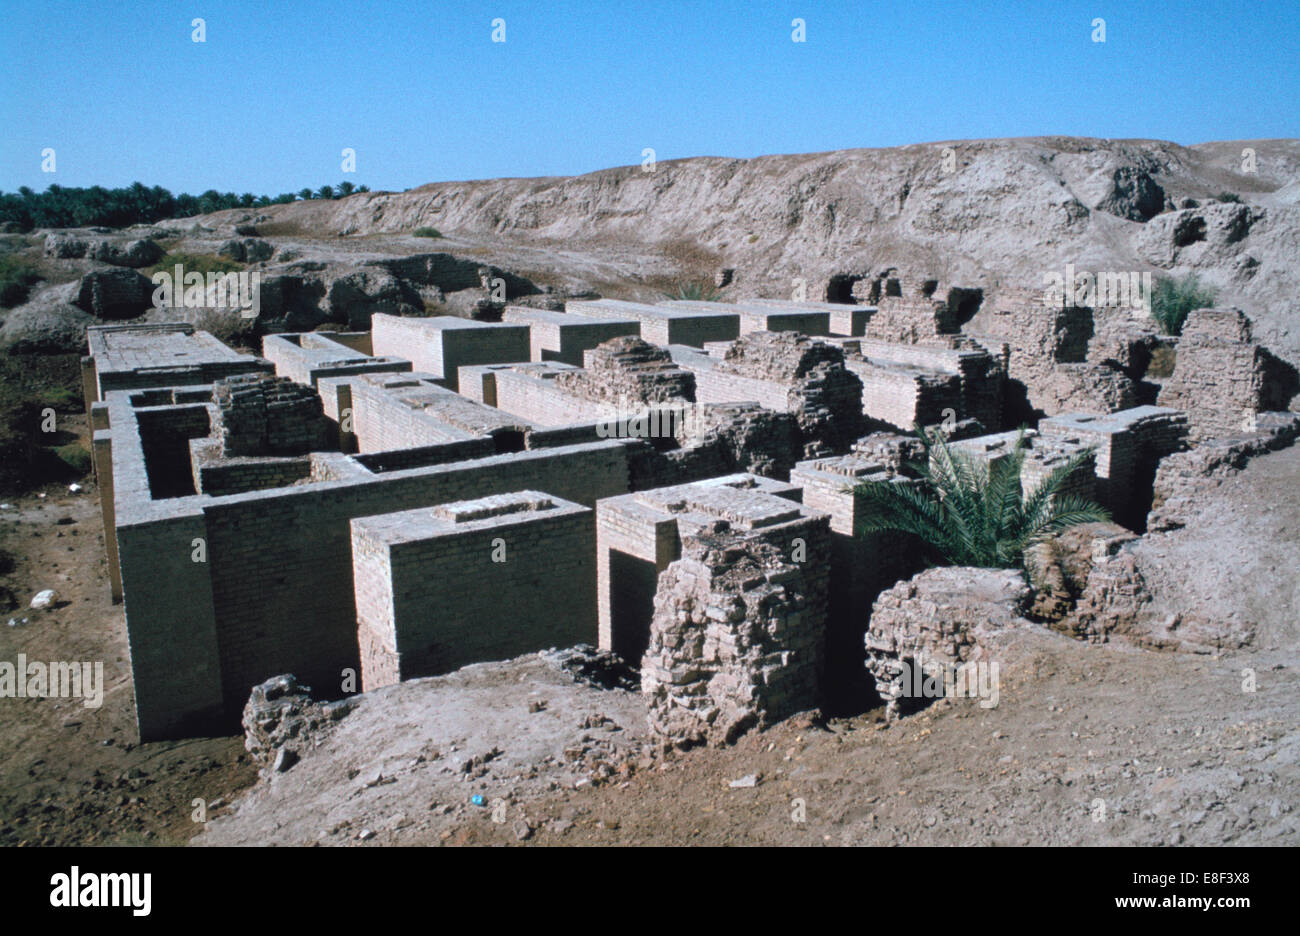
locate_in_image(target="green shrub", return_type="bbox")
[38,387,81,412]
[662,282,721,302]
[1151,273,1216,336]
[146,252,244,277]
[54,442,91,475]
[1214,191,1242,203]
[854,428,1109,572]
[0,255,42,307]
[412,227,443,239]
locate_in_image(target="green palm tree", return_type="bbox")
[854,429,1110,571]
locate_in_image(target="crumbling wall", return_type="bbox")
[1064,545,1254,653]
[641,521,831,747]
[862,296,959,343]
[865,567,1032,718]
[971,294,1141,417]
[1157,308,1298,441]
[717,332,863,455]
[214,374,327,456]
[557,336,695,404]
[1148,411,1300,532]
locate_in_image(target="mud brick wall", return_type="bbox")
[370,314,530,390]
[661,300,831,337]
[791,455,928,705]
[352,438,496,473]
[746,299,875,337]
[861,297,958,343]
[492,367,619,426]
[116,510,225,740]
[350,377,478,450]
[1156,308,1292,441]
[844,357,962,430]
[215,375,325,456]
[351,492,596,690]
[190,438,312,497]
[669,347,790,410]
[262,332,410,387]
[947,430,1098,504]
[566,299,739,347]
[348,374,528,453]
[1039,406,1188,528]
[594,476,812,661]
[502,306,640,365]
[199,441,629,715]
[855,339,1006,432]
[641,517,832,747]
[88,324,272,398]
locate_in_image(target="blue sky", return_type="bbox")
[2,0,1296,194]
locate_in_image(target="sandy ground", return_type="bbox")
[1,428,1296,848]
[0,463,255,847]
[198,447,1300,847]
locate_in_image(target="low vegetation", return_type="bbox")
[146,252,245,278]
[0,255,42,307]
[662,282,721,302]
[412,227,443,239]
[1151,272,1216,336]
[0,181,372,232]
[1214,191,1242,203]
[854,429,1109,573]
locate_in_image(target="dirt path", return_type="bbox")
[0,475,253,846]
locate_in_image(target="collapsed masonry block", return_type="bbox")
[671,332,863,455]
[851,338,1005,433]
[566,336,696,404]
[866,567,1032,718]
[214,374,327,457]
[641,519,831,747]
[595,474,824,664]
[566,298,739,347]
[502,306,640,366]
[843,354,963,431]
[1148,411,1300,532]
[369,313,530,390]
[352,491,596,690]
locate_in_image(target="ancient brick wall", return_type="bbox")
[641,519,831,746]
[351,492,596,689]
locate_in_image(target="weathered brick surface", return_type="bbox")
[1157,308,1297,441]
[866,567,1032,718]
[642,518,831,747]
[352,491,596,689]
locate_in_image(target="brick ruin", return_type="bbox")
[79,281,1299,744]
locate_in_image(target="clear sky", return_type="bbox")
[2,0,1296,194]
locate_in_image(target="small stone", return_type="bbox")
[728,773,760,789]
[273,748,299,773]
[30,589,58,610]
[358,828,375,841]
[512,819,532,841]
